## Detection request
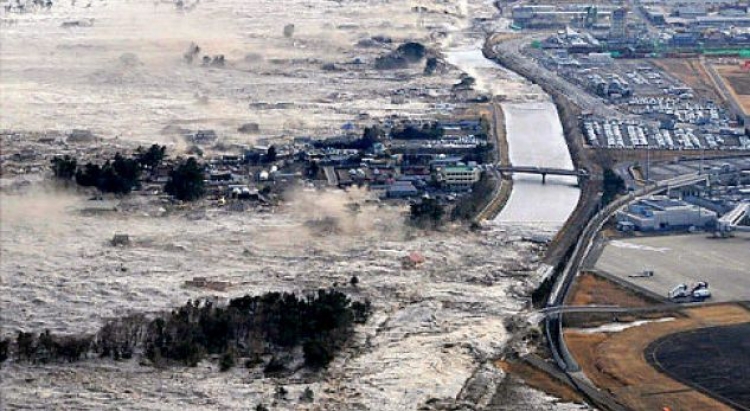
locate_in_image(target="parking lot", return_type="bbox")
[543,55,749,151]
[594,232,750,302]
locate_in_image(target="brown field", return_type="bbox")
[566,271,656,307]
[652,58,724,103]
[496,359,584,403]
[715,65,750,115]
[565,304,750,411]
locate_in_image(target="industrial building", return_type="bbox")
[616,196,717,231]
[511,4,616,29]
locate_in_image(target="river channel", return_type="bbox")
[445,46,580,229]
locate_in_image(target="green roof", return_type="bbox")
[442,166,477,173]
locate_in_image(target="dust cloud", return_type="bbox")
[286,186,406,239]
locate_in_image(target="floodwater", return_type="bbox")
[495,102,580,228]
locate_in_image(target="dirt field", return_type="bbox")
[565,304,750,411]
[496,359,584,404]
[715,64,750,115]
[566,272,656,307]
[652,59,724,104]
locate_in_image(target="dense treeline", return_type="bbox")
[1,289,371,372]
[50,145,206,201]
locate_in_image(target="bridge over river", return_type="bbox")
[494,165,590,184]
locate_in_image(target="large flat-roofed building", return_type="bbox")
[616,196,717,231]
[610,7,628,39]
[511,5,615,29]
[438,166,481,189]
[690,15,750,28]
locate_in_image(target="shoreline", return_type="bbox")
[474,102,513,223]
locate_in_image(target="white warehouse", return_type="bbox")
[616,196,717,231]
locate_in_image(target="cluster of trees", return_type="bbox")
[478,115,491,140]
[74,153,142,194]
[424,57,439,75]
[1,289,371,373]
[602,168,625,205]
[461,143,495,165]
[374,41,427,70]
[390,122,444,140]
[453,74,476,91]
[51,155,77,179]
[313,126,384,152]
[395,42,426,62]
[244,145,277,165]
[142,289,370,370]
[451,172,494,221]
[4,331,91,364]
[165,157,206,201]
[409,196,445,229]
[136,144,167,170]
[50,145,206,201]
[51,145,166,194]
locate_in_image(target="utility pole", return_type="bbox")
[645,144,650,184]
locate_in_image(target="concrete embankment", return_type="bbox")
[475,103,513,222]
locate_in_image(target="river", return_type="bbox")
[445,46,580,229]
[495,102,580,228]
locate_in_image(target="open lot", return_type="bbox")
[715,65,750,116]
[594,232,750,302]
[652,59,724,104]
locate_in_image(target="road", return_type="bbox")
[544,173,710,373]
[489,35,621,118]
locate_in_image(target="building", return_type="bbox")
[616,196,717,231]
[674,5,707,19]
[386,181,420,199]
[438,166,481,189]
[586,52,614,64]
[690,15,750,29]
[610,8,628,39]
[670,32,701,48]
[511,4,615,29]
